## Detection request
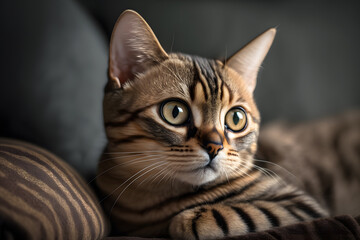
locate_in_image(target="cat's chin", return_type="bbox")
[176,166,220,186]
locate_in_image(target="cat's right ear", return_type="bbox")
[108,10,168,90]
[225,28,276,94]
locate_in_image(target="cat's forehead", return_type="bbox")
[124,53,256,117]
[167,54,253,107]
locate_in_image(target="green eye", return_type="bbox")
[160,100,189,126]
[225,107,247,132]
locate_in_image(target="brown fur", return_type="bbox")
[257,110,360,216]
[97,10,328,239]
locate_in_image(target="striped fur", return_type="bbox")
[257,110,360,216]
[97,10,328,239]
[0,138,108,240]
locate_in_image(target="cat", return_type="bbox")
[96,10,328,239]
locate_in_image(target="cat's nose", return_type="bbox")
[205,142,224,160]
[201,129,224,160]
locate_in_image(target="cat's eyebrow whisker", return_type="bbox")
[89,155,164,184]
[109,161,168,216]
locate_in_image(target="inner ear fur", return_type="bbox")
[108,10,168,89]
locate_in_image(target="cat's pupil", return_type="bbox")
[233,112,240,125]
[172,106,180,118]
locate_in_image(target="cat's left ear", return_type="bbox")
[226,28,276,93]
[108,10,168,89]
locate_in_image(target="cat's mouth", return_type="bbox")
[177,156,219,174]
[201,160,218,172]
[191,158,219,173]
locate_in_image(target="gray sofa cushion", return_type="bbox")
[0,0,108,178]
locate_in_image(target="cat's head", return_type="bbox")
[103,10,275,186]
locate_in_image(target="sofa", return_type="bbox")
[0,0,359,239]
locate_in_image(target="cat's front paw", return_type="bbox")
[169,205,247,240]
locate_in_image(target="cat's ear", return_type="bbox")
[226,28,276,93]
[108,10,168,89]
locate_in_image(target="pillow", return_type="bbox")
[0,0,108,178]
[0,138,109,239]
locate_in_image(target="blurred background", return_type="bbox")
[1,0,359,177]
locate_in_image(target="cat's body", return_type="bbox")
[257,111,360,216]
[98,156,326,238]
[97,10,332,239]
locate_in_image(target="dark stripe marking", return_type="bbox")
[231,206,256,232]
[220,79,225,101]
[105,104,156,128]
[269,192,302,202]
[295,202,323,218]
[141,117,183,145]
[109,135,154,145]
[223,82,233,103]
[119,170,262,233]
[212,209,229,235]
[285,206,305,221]
[191,208,206,240]
[122,168,258,214]
[208,62,219,96]
[257,207,280,227]
[192,60,209,101]
[194,57,216,96]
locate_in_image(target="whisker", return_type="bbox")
[89,154,163,184]
[99,158,167,204]
[103,150,168,155]
[157,166,177,187]
[149,165,171,185]
[109,161,168,215]
[223,165,230,184]
[137,163,170,187]
[227,162,253,179]
[253,158,299,183]
[252,164,284,186]
[99,153,163,164]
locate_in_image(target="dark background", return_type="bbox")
[1,0,359,177]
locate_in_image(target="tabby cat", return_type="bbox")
[96,10,328,239]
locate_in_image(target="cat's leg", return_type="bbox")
[169,191,328,240]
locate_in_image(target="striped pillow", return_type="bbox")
[0,138,108,240]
